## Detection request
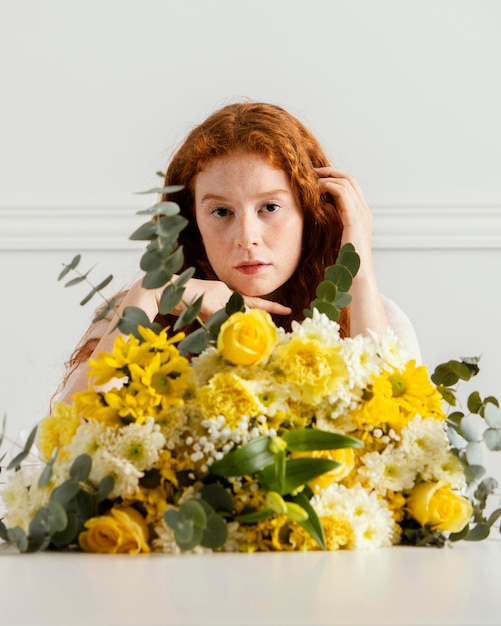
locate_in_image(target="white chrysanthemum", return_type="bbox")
[288,309,342,346]
[400,416,449,471]
[358,446,416,493]
[373,328,408,370]
[242,373,300,418]
[113,417,165,472]
[155,404,190,447]
[311,483,395,549]
[315,399,358,433]
[66,420,113,459]
[88,448,142,499]
[341,334,383,390]
[191,347,230,385]
[427,450,467,490]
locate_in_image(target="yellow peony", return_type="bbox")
[217,310,278,366]
[79,505,150,554]
[406,481,473,533]
[277,337,348,405]
[38,401,81,461]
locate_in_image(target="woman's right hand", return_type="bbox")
[162,277,292,320]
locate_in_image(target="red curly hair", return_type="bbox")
[157,101,348,335]
[64,102,349,380]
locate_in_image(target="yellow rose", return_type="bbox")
[293,448,355,490]
[406,481,473,533]
[79,505,150,554]
[217,309,278,366]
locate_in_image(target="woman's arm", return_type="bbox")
[315,167,389,338]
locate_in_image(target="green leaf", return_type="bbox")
[483,429,501,451]
[260,458,339,495]
[174,267,196,288]
[460,415,479,442]
[465,441,483,465]
[116,306,161,338]
[484,402,501,428]
[163,246,185,276]
[178,327,210,356]
[464,464,485,482]
[334,292,352,309]
[70,454,92,482]
[156,215,189,239]
[316,280,337,301]
[92,297,119,323]
[135,185,184,195]
[465,523,491,541]
[283,428,363,452]
[173,294,203,331]
[432,360,472,387]
[236,508,274,523]
[129,220,159,241]
[50,480,80,504]
[96,476,114,503]
[38,448,59,488]
[137,200,181,217]
[7,425,38,470]
[225,291,245,315]
[337,243,360,277]
[65,275,87,288]
[51,511,78,548]
[467,391,483,414]
[201,513,228,549]
[310,299,340,321]
[158,284,184,315]
[142,268,172,289]
[290,492,326,550]
[58,254,81,280]
[7,526,29,553]
[140,249,164,272]
[474,477,498,502]
[210,436,276,477]
[200,483,233,515]
[324,265,352,292]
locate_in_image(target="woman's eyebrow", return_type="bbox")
[201,189,290,203]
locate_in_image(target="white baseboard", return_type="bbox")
[0,205,500,251]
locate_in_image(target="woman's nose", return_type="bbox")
[235,214,261,248]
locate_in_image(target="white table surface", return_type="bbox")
[1,539,500,626]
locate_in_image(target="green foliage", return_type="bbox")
[304,243,360,321]
[431,357,501,542]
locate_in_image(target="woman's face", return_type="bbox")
[194,152,304,300]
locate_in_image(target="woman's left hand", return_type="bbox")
[314,167,373,263]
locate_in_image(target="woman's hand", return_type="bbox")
[314,167,389,339]
[162,277,292,320]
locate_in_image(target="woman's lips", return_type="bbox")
[235,261,270,275]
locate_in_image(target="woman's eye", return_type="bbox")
[211,207,231,217]
[261,203,280,213]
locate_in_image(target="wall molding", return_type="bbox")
[0,205,500,251]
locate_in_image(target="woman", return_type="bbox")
[59,102,420,401]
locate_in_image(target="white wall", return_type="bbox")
[1,0,500,481]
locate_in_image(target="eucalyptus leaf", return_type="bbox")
[201,513,228,549]
[334,292,352,309]
[116,306,160,338]
[483,428,501,451]
[310,299,340,321]
[164,246,185,276]
[38,447,59,488]
[474,477,498,501]
[465,523,491,541]
[158,284,184,315]
[94,274,114,292]
[316,280,337,301]
[173,294,203,331]
[51,511,78,548]
[129,220,159,241]
[465,441,483,465]
[58,254,81,280]
[464,464,485,482]
[200,483,233,515]
[142,268,172,289]
[7,526,28,553]
[92,297,119,323]
[7,425,38,470]
[97,476,115,502]
[65,275,88,288]
[178,327,210,356]
[467,391,482,414]
[336,243,361,277]
[50,480,80,504]
[460,415,479,442]
[70,454,92,482]
[324,265,352,291]
[156,215,189,238]
[140,249,164,272]
[137,201,181,217]
[134,185,184,195]
[225,291,246,315]
[484,402,501,428]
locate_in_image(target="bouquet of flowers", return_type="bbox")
[1,187,500,554]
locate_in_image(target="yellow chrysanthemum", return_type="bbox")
[288,515,354,551]
[277,337,348,405]
[87,334,141,387]
[197,372,260,427]
[352,361,445,433]
[72,390,121,424]
[386,361,445,422]
[38,401,81,460]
